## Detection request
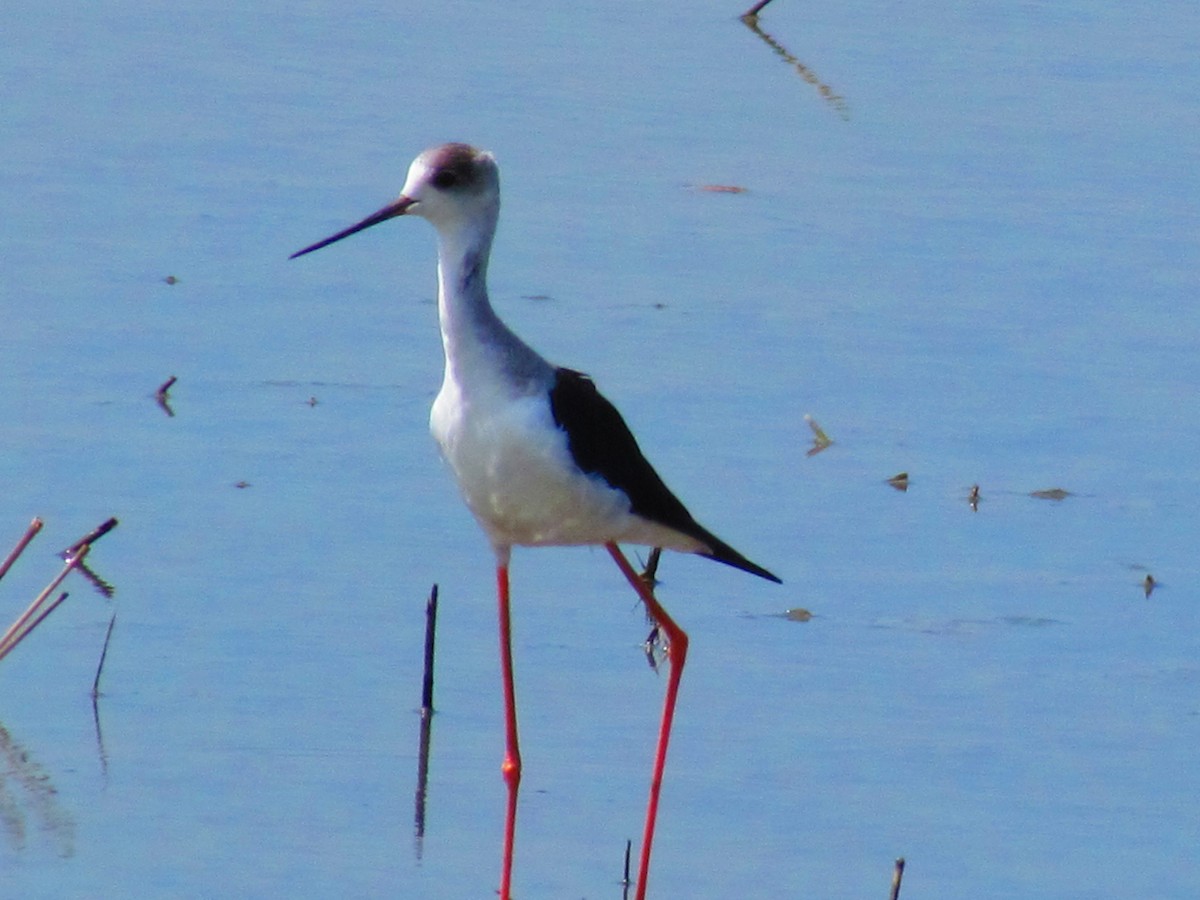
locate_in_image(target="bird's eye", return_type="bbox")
[432,169,458,189]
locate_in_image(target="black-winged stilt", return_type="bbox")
[291,143,779,899]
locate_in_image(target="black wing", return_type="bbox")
[548,367,780,583]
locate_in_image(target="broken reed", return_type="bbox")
[0,545,90,664]
[0,517,119,666]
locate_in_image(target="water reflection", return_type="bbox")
[740,15,849,118]
[73,559,115,600]
[412,707,433,860]
[0,721,75,858]
[91,611,117,778]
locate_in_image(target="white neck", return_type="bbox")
[432,210,551,394]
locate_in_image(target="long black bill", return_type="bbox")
[289,196,416,259]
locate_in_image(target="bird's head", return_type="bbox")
[290,143,499,259]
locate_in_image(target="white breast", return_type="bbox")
[431,382,704,557]
[431,380,638,546]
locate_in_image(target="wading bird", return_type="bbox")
[291,143,779,899]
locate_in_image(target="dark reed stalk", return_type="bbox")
[422,584,438,712]
[414,585,440,848]
[61,518,118,557]
[92,611,117,698]
[622,838,633,891]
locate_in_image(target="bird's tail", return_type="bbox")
[697,531,781,584]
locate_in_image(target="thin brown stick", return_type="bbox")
[15,592,69,650]
[0,518,43,584]
[889,857,906,900]
[0,545,90,663]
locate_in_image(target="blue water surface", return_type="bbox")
[1,1,1198,897]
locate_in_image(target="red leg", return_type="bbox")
[496,564,521,900]
[606,543,689,900]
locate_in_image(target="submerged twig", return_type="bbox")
[0,518,43,584]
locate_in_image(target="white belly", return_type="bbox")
[430,383,698,552]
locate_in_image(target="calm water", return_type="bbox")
[2,1,1198,897]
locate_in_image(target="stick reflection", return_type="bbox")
[740,16,849,119]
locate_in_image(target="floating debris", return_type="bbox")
[695,184,747,194]
[887,472,909,492]
[1143,574,1157,598]
[1029,488,1072,501]
[804,414,833,457]
[155,375,177,417]
[968,484,980,511]
[785,607,813,622]
[307,396,319,407]
[234,481,251,489]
